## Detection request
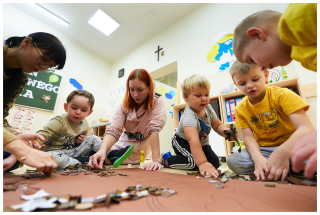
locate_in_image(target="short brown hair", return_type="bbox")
[66,90,95,110]
[123,69,155,111]
[229,60,256,78]
[233,10,282,60]
[229,60,267,80]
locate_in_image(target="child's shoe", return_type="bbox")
[160,150,172,168]
[74,156,90,164]
[107,145,134,168]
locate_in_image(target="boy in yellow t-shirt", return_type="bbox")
[233,3,317,72]
[233,3,317,178]
[226,61,315,181]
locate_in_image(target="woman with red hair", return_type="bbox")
[88,69,167,171]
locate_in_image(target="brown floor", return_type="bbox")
[3,166,316,212]
[5,160,249,179]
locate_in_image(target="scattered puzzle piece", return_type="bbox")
[265,183,275,187]
[3,185,18,191]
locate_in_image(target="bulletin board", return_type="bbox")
[8,106,37,134]
[13,70,62,112]
[106,84,126,116]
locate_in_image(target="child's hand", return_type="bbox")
[291,131,317,178]
[266,148,290,181]
[222,128,238,141]
[199,162,219,178]
[17,133,45,144]
[144,161,162,171]
[3,154,18,172]
[27,141,46,151]
[33,143,46,151]
[75,134,85,144]
[253,156,268,181]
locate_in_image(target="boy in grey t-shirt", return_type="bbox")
[175,104,217,147]
[161,75,234,177]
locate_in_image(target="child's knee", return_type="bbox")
[226,153,244,173]
[85,135,101,143]
[226,154,236,170]
[226,153,254,174]
[52,153,79,169]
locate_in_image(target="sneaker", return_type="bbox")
[161,150,172,168]
[107,145,134,168]
[74,156,90,164]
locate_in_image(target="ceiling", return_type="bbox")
[7,3,201,62]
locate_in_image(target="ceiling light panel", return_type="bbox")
[33,3,69,26]
[88,9,119,36]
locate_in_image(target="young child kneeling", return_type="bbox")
[161,75,233,177]
[226,61,315,181]
[36,90,102,169]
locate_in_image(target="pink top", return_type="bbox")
[105,95,167,164]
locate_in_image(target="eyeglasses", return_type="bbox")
[33,42,57,73]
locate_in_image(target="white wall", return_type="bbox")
[157,75,177,88]
[104,3,309,117]
[5,3,316,134]
[4,4,112,133]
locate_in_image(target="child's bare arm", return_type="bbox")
[267,109,315,181]
[211,118,228,137]
[242,127,268,181]
[184,126,218,177]
[211,118,238,140]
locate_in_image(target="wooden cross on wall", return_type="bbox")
[155,45,163,61]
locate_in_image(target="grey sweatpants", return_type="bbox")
[48,135,102,169]
[226,146,278,174]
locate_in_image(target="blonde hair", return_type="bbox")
[181,75,211,98]
[233,10,282,60]
[67,89,95,110]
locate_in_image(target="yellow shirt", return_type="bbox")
[278,3,317,72]
[235,86,309,147]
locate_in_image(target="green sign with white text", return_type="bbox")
[14,70,62,112]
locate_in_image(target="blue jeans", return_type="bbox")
[3,151,20,172]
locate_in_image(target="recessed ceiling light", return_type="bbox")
[88,9,119,36]
[32,3,69,26]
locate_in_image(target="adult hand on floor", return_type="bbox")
[4,139,57,176]
[23,148,57,176]
[144,161,162,171]
[88,150,106,170]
